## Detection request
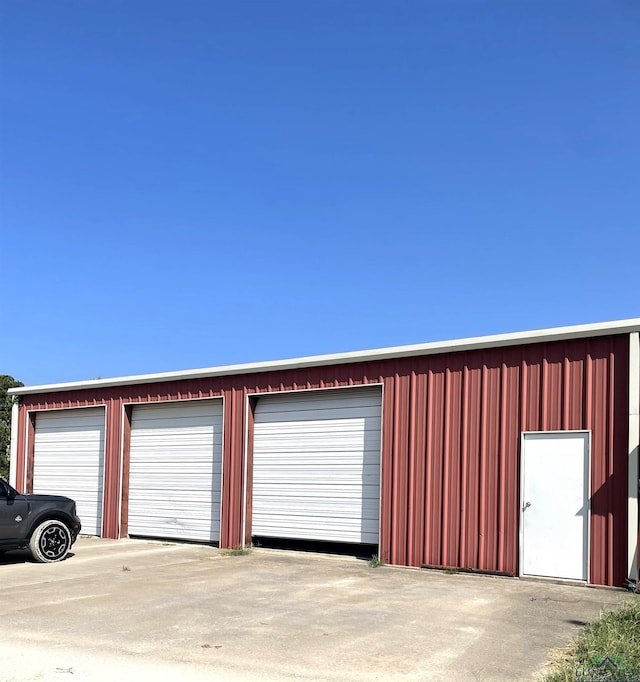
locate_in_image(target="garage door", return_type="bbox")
[33,408,105,536]
[252,387,382,544]
[128,400,223,542]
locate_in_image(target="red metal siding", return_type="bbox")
[102,399,122,538]
[26,413,36,493]
[380,336,628,586]
[14,334,630,586]
[13,407,27,492]
[221,387,245,549]
[120,406,132,537]
[272,339,626,586]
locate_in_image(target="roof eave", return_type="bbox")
[9,318,640,396]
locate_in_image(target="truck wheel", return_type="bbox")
[29,520,72,563]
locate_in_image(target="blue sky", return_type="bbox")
[1,1,638,386]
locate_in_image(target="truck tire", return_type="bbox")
[29,519,72,563]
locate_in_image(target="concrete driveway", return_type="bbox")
[0,538,635,681]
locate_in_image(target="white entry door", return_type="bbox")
[521,432,590,581]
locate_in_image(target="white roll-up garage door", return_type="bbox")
[33,407,105,536]
[252,387,382,544]
[128,400,223,542]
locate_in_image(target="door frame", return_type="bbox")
[121,396,225,543]
[27,405,108,537]
[519,430,591,582]
[242,383,384,549]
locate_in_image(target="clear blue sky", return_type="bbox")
[1,1,638,386]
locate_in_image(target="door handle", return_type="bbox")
[522,501,531,512]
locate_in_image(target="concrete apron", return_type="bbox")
[0,537,635,681]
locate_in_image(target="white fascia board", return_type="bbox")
[9,318,640,396]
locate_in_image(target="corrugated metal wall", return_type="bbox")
[380,337,629,587]
[13,334,630,586]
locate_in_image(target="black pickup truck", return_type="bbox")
[0,478,82,562]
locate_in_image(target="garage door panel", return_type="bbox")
[129,479,220,496]
[35,432,104,450]
[130,472,223,482]
[131,459,222,470]
[256,394,380,413]
[34,422,105,433]
[254,523,377,543]
[35,412,105,429]
[131,443,222,453]
[31,460,105,473]
[253,483,380,496]
[131,442,222,452]
[254,462,380,473]
[255,513,378,527]
[254,442,381,454]
[126,518,215,542]
[132,430,222,437]
[254,497,379,515]
[129,504,220,519]
[130,452,222,462]
[257,391,381,404]
[255,457,378,476]
[131,402,217,418]
[33,408,105,536]
[130,446,222,455]
[256,422,380,432]
[128,400,223,543]
[131,418,219,429]
[34,437,106,448]
[252,388,382,544]
[37,475,105,488]
[253,473,380,486]
[254,456,379,466]
[256,418,380,434]
[254,438,381,447]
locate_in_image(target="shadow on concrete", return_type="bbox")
[565,619,588,626]
[0,549,76,566]
[0,549,34,565]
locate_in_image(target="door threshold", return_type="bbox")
[520,574,588,587]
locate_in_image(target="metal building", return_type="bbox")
[9,319,640,587]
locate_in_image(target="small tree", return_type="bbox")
[0,375,23,480]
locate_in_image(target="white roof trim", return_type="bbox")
[10,318,640,396]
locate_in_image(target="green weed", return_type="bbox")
[221,547,252,556]
[544,598,640,681]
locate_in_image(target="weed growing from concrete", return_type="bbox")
[368,555,384,568]
[221,547,252,556]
